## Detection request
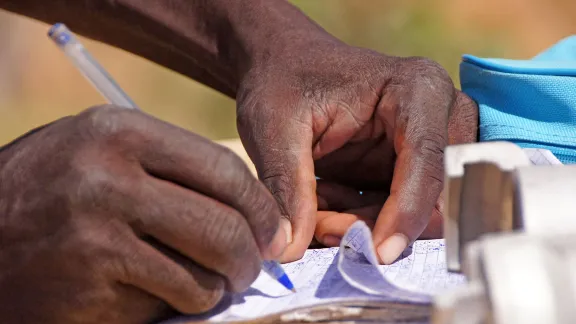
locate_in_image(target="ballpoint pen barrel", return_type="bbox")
[261,260,296,292]
[48,23,139,109]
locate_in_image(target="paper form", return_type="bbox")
[339,222,464,301]
[156,146,562,324]
[171,148,559,322]
[523,148,563,165]
[207,222,465,322]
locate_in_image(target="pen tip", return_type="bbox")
[290,288,297,293]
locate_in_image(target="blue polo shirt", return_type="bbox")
[460,36,576,164]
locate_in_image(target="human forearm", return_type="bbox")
[0,0,332,98]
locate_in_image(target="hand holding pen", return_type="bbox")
[48,23,296,293]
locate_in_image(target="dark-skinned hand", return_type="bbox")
[314,90,478,247]
[0,106,286,324]
[237,38,478,264]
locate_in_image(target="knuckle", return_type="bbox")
[421,142,444,185]
[212,145,253,190]
[68,159,119,208]
[448,91,479,144]
[412,129,445,160]
[405,128,446,179]
[78,104,141,140]
[453,91,479,122]
[401,56,448,77]
[214,145,250,174]
[261,162,292,189]
[397,56,454,92]
[236,102,255,132]
[421,137,445,166]
[261,167,293,216]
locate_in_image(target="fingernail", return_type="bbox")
[267,225,288,259]
[280,218,293,244]
[321,235,341,247]
[265,218,293,260]
[377,233,409,265]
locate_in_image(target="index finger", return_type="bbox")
[372,145,445,264]
[82,106,286,259]
[372,62,453,264]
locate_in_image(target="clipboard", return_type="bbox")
[174,300,431,324]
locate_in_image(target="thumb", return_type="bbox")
[237,100,317,263]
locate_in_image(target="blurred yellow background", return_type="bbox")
[0,0,575,146]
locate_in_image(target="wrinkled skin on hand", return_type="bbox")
[314,90,478,245]
[237,38,478,263]
[0,106,286,324]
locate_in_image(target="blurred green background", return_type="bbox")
[0,0,575,145]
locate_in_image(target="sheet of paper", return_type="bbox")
[207,221,465,322]
[338,222,464,301]
[523,148,563,165]
[159,146,562,324]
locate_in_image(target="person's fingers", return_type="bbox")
[81,106,285,259]
[314,206,380,246]
[315,181,386,246]
[315,205,442,247]
[136,123,286,260]
[414,90,477,240]
[237,99,317,263]
[315,211,354,247]
[447,90,479,145]
[113,233,225,314]
[372,60,453,264]
[119,176,262,293]
[372,143,443,265]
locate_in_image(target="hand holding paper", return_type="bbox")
[206,221,466,322]
[238,47,480,264]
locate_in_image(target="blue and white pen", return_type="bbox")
[48,23,296,293]
[262,260,296,292]
[48,23,139,110]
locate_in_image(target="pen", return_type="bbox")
[48,23,139,110]
[48,23,296,293]
[262,260,296,292]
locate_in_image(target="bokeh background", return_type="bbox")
[0,0,575,146]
